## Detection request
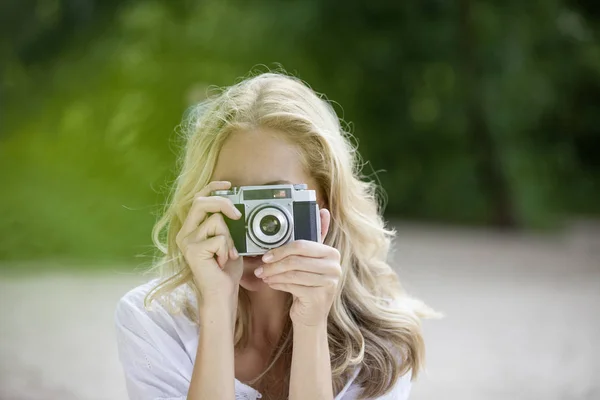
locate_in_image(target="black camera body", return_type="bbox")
[211,183,320,256]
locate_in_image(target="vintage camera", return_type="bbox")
[211,183,320,256]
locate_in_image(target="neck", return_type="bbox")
[244,287,290,347]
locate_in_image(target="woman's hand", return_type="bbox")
[255,210,341,327]
[175,181,243,303]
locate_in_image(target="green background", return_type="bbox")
[1,0,598,266]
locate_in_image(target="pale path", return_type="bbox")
[1,222,598,400]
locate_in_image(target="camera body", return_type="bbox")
[211,183,320,256]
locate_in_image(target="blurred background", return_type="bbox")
[0,0,599,399]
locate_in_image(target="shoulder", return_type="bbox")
[114,278,160,324]
[116,278,157,307]
[340,367,412,400]
[380,297,415,399]
[384,369,412,400]
[114,278,197,341]
[114,279,200,398]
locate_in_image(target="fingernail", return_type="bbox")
[234,208,242,217]
[254,267,263,277]
[233,247,239,258]
[262,253,273,262]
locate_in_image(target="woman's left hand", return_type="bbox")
[255,239,342,327]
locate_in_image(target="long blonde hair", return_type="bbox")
[144,69,435,398]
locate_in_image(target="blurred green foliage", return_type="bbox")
[1,0,599,264]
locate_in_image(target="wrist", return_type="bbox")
[199,282,238,305]
[292,319,328,333]
[199,290,239,332]
[199,295,235,318]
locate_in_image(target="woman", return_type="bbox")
[115,71,434,400]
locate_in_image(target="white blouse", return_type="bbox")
[114,279,412,400]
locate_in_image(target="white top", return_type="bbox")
[114,279,412,400]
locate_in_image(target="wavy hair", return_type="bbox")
[144,69,435,398]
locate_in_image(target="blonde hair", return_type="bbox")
[144,69,435,398]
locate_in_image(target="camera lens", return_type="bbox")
[259,215,281,236]
[248,205,292,248]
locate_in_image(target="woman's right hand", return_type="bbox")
[175,181,243,303]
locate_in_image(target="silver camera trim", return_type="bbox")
[247,204,292,248]
[210,183,319,255]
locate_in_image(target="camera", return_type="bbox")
[210,183,321,256]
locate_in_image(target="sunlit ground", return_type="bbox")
[1,222,598,400]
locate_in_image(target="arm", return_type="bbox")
[187,293,238,400]
[115,286,240,400]
[175,180,245,399]
[116,181,244,400]
[289,322,334,400]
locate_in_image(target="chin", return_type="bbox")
[239,255,268,292]
[239,275,267,292]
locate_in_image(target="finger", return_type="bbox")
[178,181,235,240]
[265,282,311,298]
[197,181,232,197]
[192,213,237,258]
[262,240,339,264]
[263,270,328,287]
[229,245,240,261]
[256,256,337,278]
[193,235,230,268]
[179,196,241,240]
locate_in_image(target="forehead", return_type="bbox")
[211,129,308,187]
